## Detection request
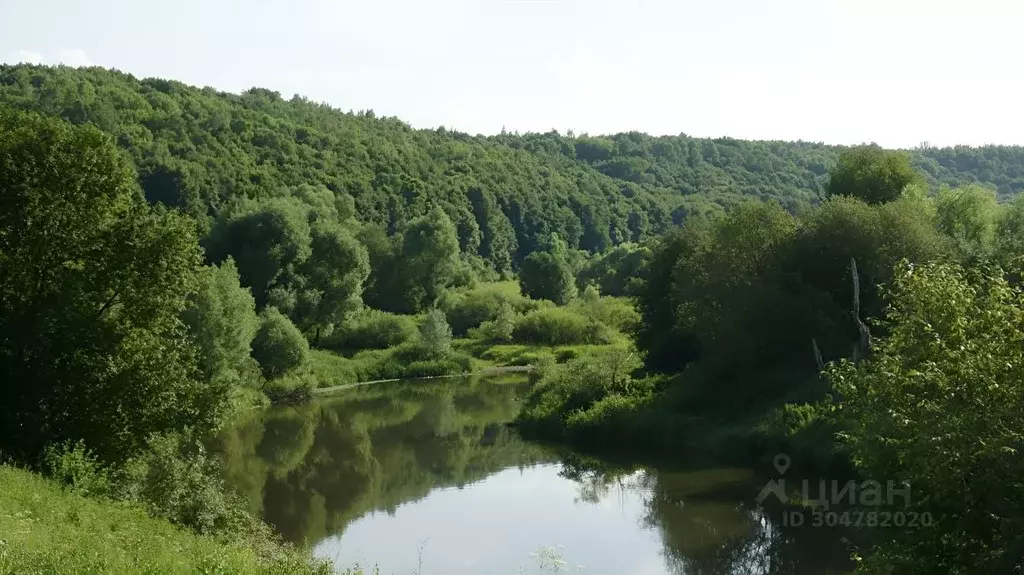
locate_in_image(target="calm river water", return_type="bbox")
[215,374,853,574]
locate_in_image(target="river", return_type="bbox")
[214,374,853,574]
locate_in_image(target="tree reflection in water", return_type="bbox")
[561,461,852,575]
[213,375,852,574]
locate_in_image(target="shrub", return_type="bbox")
[252,307,309,380]
[555,348,580,362]
[570,296,641,334]
[324,308,418,350]
[419,309,453,359]
[0,465,333,574]
[516,349,648,440]
[439,282,540,336]
[365,344,473,380]
[42,441,110,498]
[469,301,518,343]
[512,307,614,345]
[42,435,252,537]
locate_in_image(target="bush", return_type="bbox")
[40,434,283,552]
[252,307,310,380]
[365,343,473,380]
[469,301,518,343]
[439,282,540,336]
[419,309,453,359]
[570,296,641,334]
[512,307,614,345]
[516,349,649,441]
[43,441,110,498]
[324,308,418,350]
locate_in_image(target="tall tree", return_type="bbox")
[295,220,370,340]
[181,258,260,386]
[935,185,999,263]
[401,206,461,311]
[0,108,221,462]
[519,234,578,305]
[206,197,312,308]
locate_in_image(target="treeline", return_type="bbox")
[0,64,679,269]
[3,64,1024,278]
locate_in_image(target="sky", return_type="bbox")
[1,0,1022,148]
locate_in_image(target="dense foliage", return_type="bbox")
[4,63,1024,283]
[0,107,327,571]
[828,262,1024,573]
[517,145,1024,572]
[0,108,223,463]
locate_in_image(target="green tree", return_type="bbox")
[472,301,518,343]
[519,234,578,305]
[251,308,309,380]
[935,185,999,263]
[635,226,705,373]
[996,194,1024,265]
[357,224,405,313]
[0,108,221,462]
[668,201,800,394]
[181,258,260,386]
[419,309,453,359]
[576,242,651,297]
[206,197,312,308]
[828,262,1024,573]
[401,206,461,311]
[786,193,948,360]
[293,220,370,340]
[826,145,923,205]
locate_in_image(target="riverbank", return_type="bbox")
[312,364,535,396]
[0,465,333,574]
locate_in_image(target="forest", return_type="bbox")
[2,62,1024,574]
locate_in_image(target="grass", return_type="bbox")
[0,465,332,575]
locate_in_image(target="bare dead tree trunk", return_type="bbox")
[812,337,824,371]
[851,257,872,362]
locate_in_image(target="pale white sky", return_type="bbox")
[1,0,1021,148]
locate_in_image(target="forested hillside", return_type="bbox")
[2,63,1024,274]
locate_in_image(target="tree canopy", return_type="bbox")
[0,108,223,462]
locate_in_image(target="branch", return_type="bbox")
[96,289,121,320]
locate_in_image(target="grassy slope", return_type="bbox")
[0,465,331,575]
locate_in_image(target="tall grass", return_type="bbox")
[0,464,332,574]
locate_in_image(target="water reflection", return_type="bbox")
[214,376,851,574]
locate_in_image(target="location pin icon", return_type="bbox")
[773,453,791,476]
